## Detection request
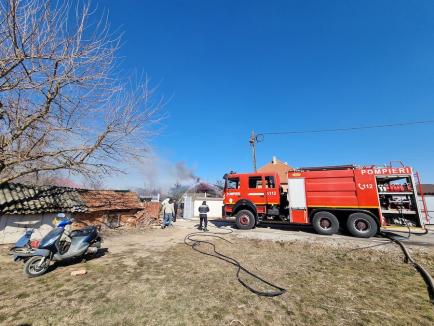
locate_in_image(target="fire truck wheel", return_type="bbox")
[346,213,378,238]
[235,210,256,230]
[312,211,339,235]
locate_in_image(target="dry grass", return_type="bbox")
[0,236,434,325]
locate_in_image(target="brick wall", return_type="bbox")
[74,202,161,229]
[126,202,161,227]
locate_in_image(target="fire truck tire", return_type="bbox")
[235,210,256,230]
[312,211,339,235]
[346,213,378,238]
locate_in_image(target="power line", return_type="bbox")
[249,119,434,170]
[257,119,434,137]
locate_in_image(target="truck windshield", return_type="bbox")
[226,177,240,189]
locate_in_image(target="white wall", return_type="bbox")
[0,213,71,244]
[421,196,434,224]
[193,199,223,219]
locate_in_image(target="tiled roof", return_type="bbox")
[78,190,142,212]
[0,183,86,215]
[0,183,143,215]
[258,160,294,184]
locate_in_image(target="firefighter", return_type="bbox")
[198,200,210,231]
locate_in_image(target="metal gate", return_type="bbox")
[183,195,194,219]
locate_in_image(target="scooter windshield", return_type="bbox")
[57,219,72,228]
[39,228,64,249]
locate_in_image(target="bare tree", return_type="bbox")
[15,170,81,187]
[82,176,105,190]
[215,178,224,187]
[0,0,164,185]
[168,182,188,201]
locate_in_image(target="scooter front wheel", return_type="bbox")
[24,256,50,277]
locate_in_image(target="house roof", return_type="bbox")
[0,183,86,215]
[258,158,294,183]
[419,184,434,195]
[78,190,142,212]
[182,182,223,197]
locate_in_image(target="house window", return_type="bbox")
[249,176,263,189]
[265,176,275,188]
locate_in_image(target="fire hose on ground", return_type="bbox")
[184,229,286,297]
[344,226,434,305]
[184,226,433,303]
[379,230,434,304]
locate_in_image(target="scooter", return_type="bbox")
[11,213,67,261]
[9,219,44,259]
[17,216,102,277]
[9,228,36,259]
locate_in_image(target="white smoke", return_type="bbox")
[97,152,199,192]
[136,153,198,191]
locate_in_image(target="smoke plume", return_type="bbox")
[173,162,198,182]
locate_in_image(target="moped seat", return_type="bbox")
[70,226,97,237]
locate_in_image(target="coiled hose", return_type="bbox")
[184,229,286,297]
[184,226,433,302]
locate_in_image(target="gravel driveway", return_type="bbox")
[193,219,434,251]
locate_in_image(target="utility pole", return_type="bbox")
[249,130,257,172]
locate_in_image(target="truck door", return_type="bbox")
[264,175,279,204]
[287,178,308,224]
[225,176,241,205]
[247,175,266,205]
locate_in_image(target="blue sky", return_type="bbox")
[101,0,434,189]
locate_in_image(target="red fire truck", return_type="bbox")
[223,163,429,238]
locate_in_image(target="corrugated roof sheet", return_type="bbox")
[0,183,87,215]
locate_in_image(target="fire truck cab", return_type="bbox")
[223,164,428,238]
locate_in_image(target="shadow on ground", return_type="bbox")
[209,219,317,234]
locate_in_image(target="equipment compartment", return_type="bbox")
[376,175,422,227]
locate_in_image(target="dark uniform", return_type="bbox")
[198,201,210,231]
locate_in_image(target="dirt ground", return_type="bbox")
[1,219,434,325]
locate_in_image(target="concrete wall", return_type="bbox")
[193,198,223,219]
[182,195,223,219]
[422,195,434,224]
[0,213,71,244]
